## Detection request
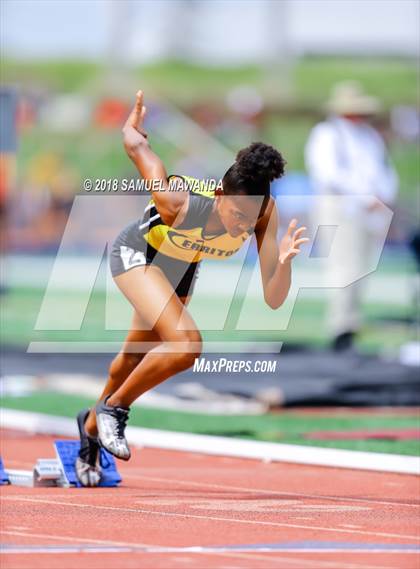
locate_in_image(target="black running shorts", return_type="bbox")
[109,220,201,298]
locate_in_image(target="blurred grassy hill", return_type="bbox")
[2,56,418,105]
[2,56,419,201]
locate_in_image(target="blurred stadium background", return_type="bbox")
[1,0,419,456]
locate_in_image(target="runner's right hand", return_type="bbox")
[122,90,148,153]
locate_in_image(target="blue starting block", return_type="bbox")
[1,441,122,488]
[54,440,122,488]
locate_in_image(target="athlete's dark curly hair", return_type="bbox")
[222,142,286,204]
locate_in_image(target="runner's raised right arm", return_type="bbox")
[122,90,188,225]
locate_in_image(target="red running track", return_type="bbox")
[1,428,419,569]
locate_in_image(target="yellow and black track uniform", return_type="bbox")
[109,175,252,297]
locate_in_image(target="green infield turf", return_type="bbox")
[1,393,419,456]
[1,286,413,353]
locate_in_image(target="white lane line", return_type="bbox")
[2,497,418,541]
[0,546,353,569]
[5,526,30,531]
[0,531,153,548]
[0,543,409,569]
[215,552,403,569]
[1,547,131,554]
[2,460,420,508]
[121,471,420,509]
[2,545,417,556]
[4,458,419,509]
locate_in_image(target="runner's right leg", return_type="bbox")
[84,309,161,438]
[94,265,201,459]
[76,310,161,485]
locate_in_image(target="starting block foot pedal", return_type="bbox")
[2,458,67,488]
[54,440,122,488]
[34,458,67,487]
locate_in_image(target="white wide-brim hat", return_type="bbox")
[326,81,382,115]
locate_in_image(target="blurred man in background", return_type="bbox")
[305,81,399,352]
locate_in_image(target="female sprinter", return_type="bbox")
[75,90,309,486]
